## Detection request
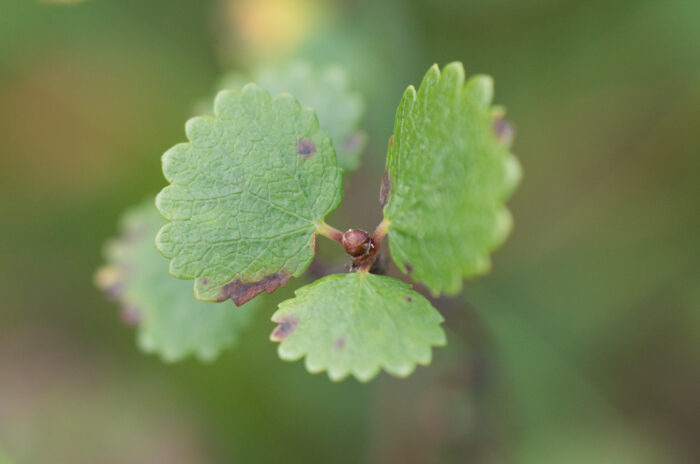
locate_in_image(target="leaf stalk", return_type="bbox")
[315,222,344,243]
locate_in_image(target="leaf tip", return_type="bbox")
[213,88,239,117]
[385,362,416,379]
[153,222,172,258]
[442,61,466,87]
[184,115,217,145]
[465,74,494,107]
[241,81,268,99]
[444,60,465,73]
[403,84,417,102]
[352,365,381,383]
[503,156,523,196]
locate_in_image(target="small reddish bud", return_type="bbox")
[342,229,373,258]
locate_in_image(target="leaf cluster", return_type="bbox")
[98,61,520,382]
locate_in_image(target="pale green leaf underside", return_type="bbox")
[383,62,522,296]
[271,272,446,382]
[207,62,366,172]
[98,200,258,362]
[156,84,343,303]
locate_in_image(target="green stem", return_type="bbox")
[315,222,344,243]
[372,219,391,250]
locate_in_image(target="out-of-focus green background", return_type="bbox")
[1,0,698,462]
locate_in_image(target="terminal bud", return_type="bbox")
[342,229,373,258]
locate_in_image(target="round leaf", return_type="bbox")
[382,62,522,296]
[271,272,446,382]
[156,84,343,304]
[207,61,366,172]
[96,200,258,362]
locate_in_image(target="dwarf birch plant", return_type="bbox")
[97,61,521,382]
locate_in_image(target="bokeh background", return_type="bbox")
[1,0,698,463]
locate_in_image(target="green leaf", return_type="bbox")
[271,272,446,382]
[96,200,258,362]
[382,62,521,296]
[207,62,366,172]
[156,84,343,304]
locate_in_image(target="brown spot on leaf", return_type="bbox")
[492,114,515,145]
[404,262,413,273]
[218,270,291,306]
[334,337,346,350]
[388,134,394,147]
[94,266,124,301]
[405,296,413,302]
[297,139,316,157]
[201,277,208,285]
[270,316,298,341]
[104,282,125,301]
[119,305,141,327]
[379,170,391,208]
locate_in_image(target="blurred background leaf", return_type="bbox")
[0,0,698,463]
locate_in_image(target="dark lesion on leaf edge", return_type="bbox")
[270,315,298,341]
[492,113,515,145]
[217,270,291,306]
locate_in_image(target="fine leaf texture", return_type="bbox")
[271,272,446,382]
[156,84,343,304]
[382,62,522,296]
[205,62,366,172]
[96,200,258,362]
